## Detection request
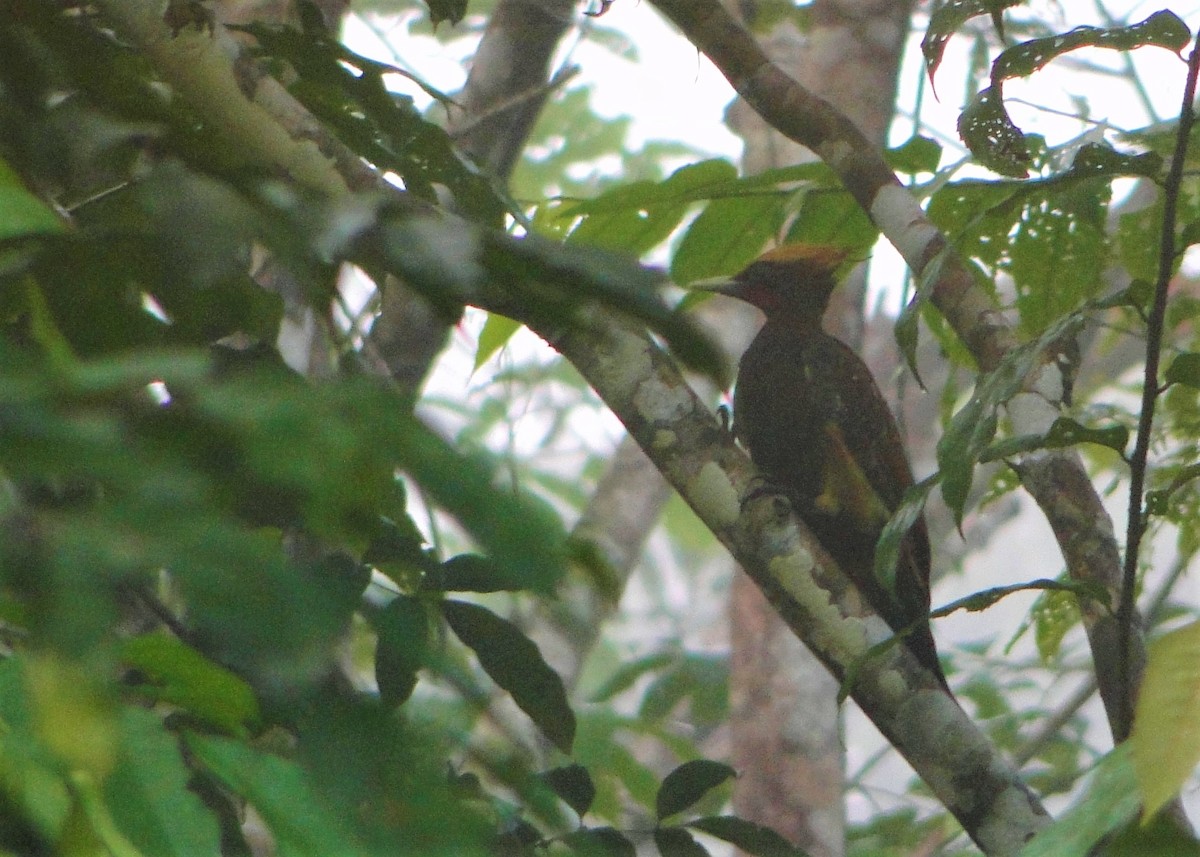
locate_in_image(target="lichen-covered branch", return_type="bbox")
[538,312,1048,854]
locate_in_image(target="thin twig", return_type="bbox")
[447,65,580,141]
[1014,678,1096,768]
[1118,32,1200,739]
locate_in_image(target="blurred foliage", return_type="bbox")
[0,2,728,854]
[2,0,1200,854]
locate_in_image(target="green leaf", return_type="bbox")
[1009,188,1108,336]
[514,87,639,203]
[655,760,735,821]
[1042,417,1129,455]
[372,595,429,707]
[1031,587,1079,663]
[481,228,727,384]
[936,312,1085,523]
[921,0,1024,85]
[886,135,942,175]
[541,764,596,818]
[874,477,937,592]
[785,187,878,257]
[119,632,260,735]
[637,654,727,728]
[952,13,1187,183]
[1180,220,1200,250]
[441,599,575,752]
[589,652,676,703]
[0,657,70,840]
[233,16,502,223]
[374,214,727,382]
[104,708,221,857]
[937,396,996,523]
[654,826,711,857]
[671,194,783,285]
[639,660,693,723]
[566,159,738,255]
[957,86,1030,178]
[185,733,372,857]
[931,578,1110,620]
[0,156,64,240]
[746,0,812,34]
[1066,143,1161,181]
[687,816,804,856]
[474,312,522,372]
[927,180,1021,267]
[1018,745,1139,857]
[1166,352,1200,389]
[424,553,529,592]
[395,416,569,593]
[363,514,435,582]
[893,246,965,386]
[1118,192,1167,282]
[994,12,1191,82]
[561,827,636,857]
[989,417,1131,460]
[1130,620,1200,820]
[1106,814,1200,856]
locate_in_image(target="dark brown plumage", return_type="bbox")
[710,244,946,689]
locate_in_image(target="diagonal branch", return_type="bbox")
[534,311,1049,854]
[646,0,1141,744]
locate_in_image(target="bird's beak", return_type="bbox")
[686,275,741,298]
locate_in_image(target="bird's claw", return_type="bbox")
[716,404,733,436]
[740,476,791,515]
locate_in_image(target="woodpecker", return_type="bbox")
[703,244,946,689]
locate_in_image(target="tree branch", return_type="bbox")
[1119,28,1200,738]
[534,311,1049,854]
[645,0,1142,746]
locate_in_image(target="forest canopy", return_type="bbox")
[2,1,1200,855]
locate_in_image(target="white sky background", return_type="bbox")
[345,0,1200,830]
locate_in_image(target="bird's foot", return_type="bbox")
[740,476,792,514]
[716,404,733,436]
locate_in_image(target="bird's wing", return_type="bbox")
[815,422,893,531]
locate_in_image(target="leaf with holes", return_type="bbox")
[922,0,1024,86]
[958,86,1030,178]
[993,12,1190,82]
[1043,418,1129,456]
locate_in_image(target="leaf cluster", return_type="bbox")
[0,4,764,854]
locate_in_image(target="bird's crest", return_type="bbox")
[756,243,850,271]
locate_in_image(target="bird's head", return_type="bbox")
[695,244,851,321]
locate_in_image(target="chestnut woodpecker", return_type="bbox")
[703,244,946,689]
